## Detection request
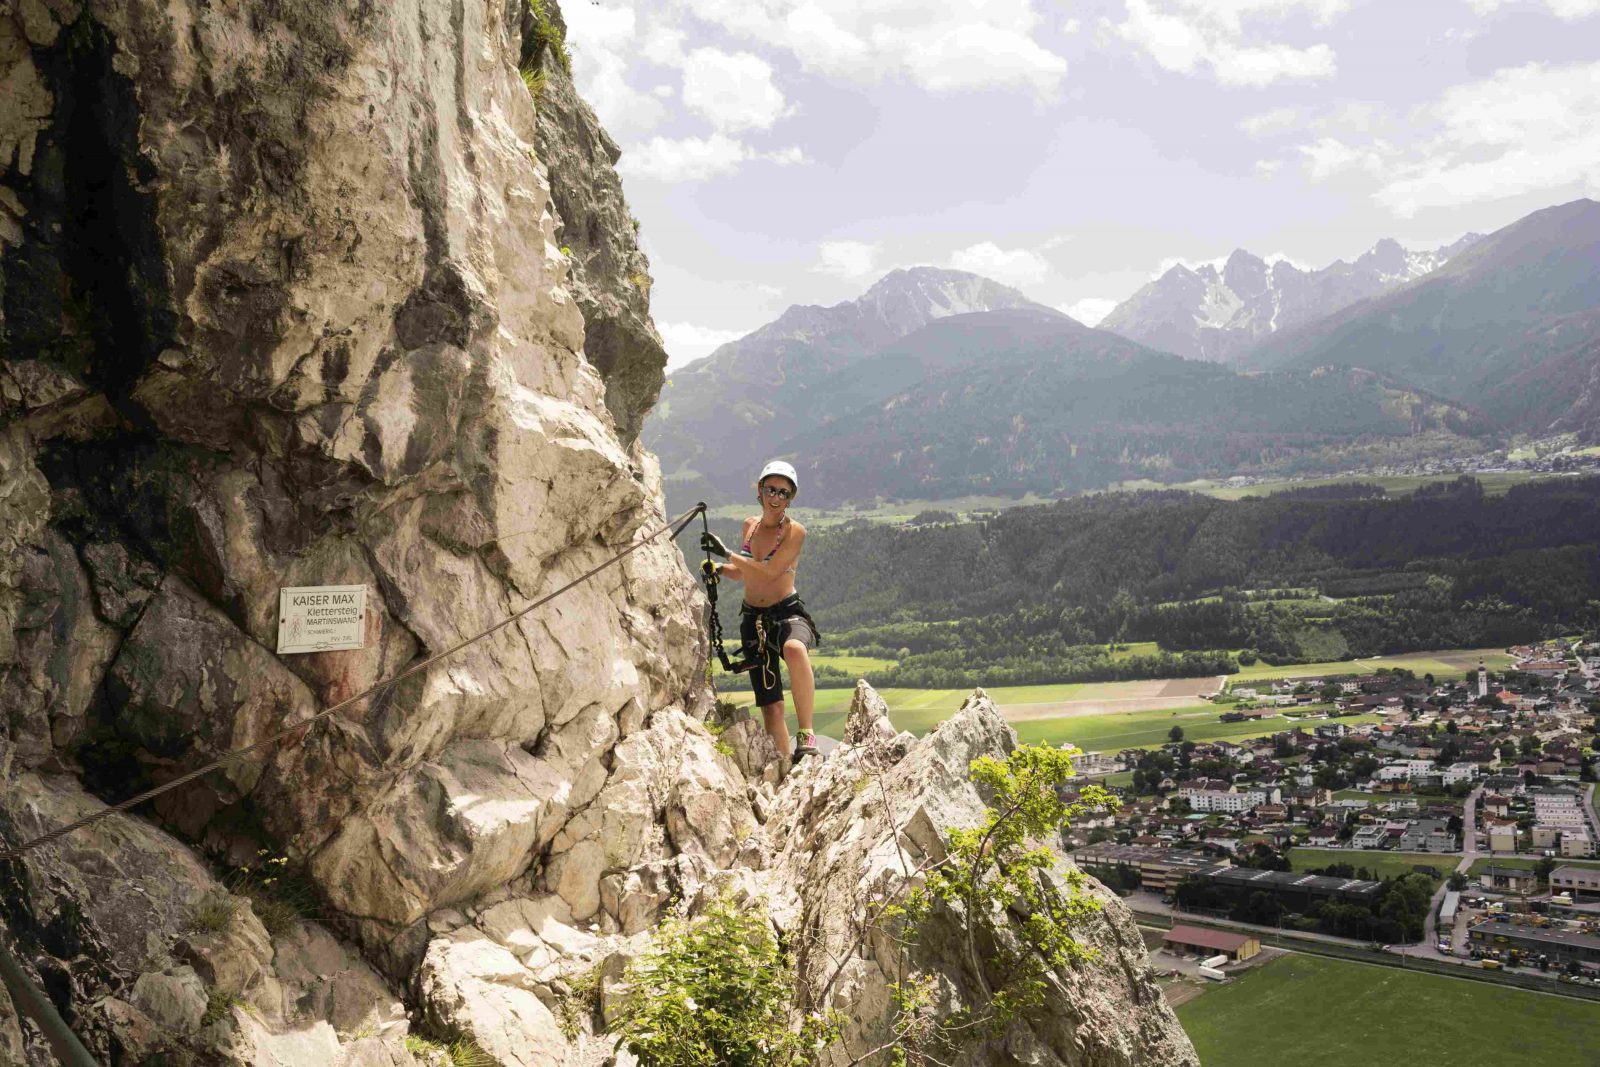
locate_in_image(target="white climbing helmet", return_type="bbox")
[758,459,799,495]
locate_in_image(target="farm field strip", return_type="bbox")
[1230,647,1515,682]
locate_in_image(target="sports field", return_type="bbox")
[1177,953,1600,1065]
[1466,856,1600,877]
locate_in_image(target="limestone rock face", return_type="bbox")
[0,773,414,1065]
[0,0,1194,1062]
[0,0,699,1058]
[531,0,668,445]
[750,684,1200,1067]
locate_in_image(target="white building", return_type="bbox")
[1352,825,1389,848]
[1562,831,1596,858]
[1442,763,1480,786]
[1376,759,1436,782]
[1181,786,1280,813]
[1071,751,1124,776]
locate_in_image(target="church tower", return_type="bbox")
[1477,660,1489,699]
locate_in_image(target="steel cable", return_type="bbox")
[0,503,706,862]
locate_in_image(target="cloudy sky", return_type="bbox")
[558,0,1600,369]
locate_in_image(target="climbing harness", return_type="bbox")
[0,503,707,864]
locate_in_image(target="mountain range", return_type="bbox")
[1241,199,1600,438]
[1099,234,1481,363]
[642,199,1600,509]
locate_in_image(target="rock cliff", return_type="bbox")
[0,1,1195,1063]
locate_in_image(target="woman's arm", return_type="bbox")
[728,522,805,582]
[718,518,758,581]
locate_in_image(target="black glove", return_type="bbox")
[700,531,730,559]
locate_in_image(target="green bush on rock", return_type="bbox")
[608,892,841,1066]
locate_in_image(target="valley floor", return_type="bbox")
[718,645,1512,753]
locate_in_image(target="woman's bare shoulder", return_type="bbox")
[788,517,809,538]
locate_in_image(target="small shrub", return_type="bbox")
[714,739,736,759]
[609,892,841,1066]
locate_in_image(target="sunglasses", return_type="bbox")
[761,485,793,500]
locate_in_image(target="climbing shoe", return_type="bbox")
[793,730,820,763]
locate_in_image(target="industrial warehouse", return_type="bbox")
[1467,918,1600,971]
[1192,865,1384,910]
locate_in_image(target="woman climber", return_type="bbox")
[700,460,821,763]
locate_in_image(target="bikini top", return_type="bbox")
[740,517,797,574]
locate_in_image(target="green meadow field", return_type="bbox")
[1177,954,1600,1066]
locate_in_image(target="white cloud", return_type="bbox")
[685,0,1069,99]
[640,25,687,66]
[815,240,880,280]
[682,48,792,132]
[620,134,808,183]
[1214,42,1334,86]
[1284,61,1600,215]
[558,5,669,138]
[1113,0,1341,86]
[948,242,1051,288]
[659,322,749,369]
[1467,0,1600,17]
[1061,297,1119,326]
[1297,135,1389,180]
[1239,106,1301,136]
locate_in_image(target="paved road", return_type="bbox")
[1416,784,1485,955]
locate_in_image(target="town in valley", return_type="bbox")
[1064,640,1600,993]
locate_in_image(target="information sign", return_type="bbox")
[277,584,367,654]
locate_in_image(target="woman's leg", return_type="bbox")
[761,700,790,755]
[783,638,814,735]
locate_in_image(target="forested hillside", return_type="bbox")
[763,476,1600,687]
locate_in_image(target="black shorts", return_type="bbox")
[740,595,816,707]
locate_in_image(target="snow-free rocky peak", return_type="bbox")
[641,265,1049,505]
[692,265,1044,376]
